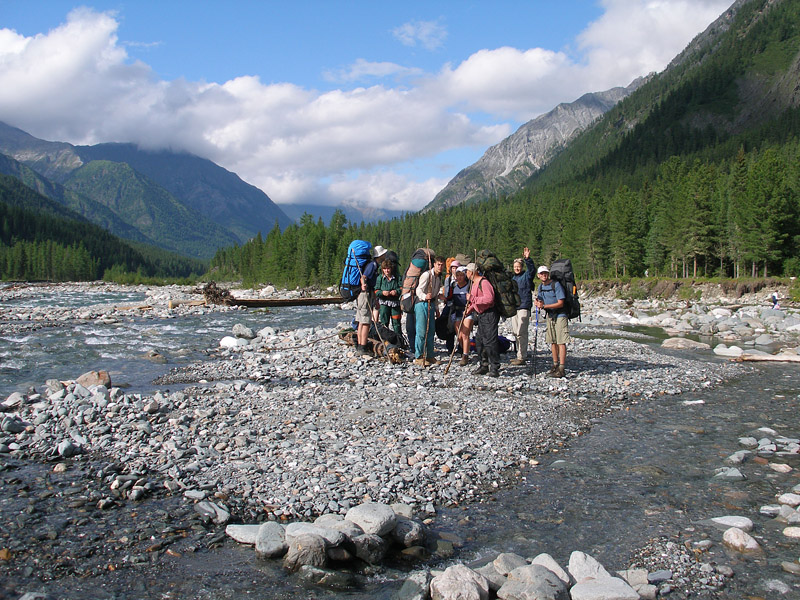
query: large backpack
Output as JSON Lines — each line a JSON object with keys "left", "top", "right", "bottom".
{"left": 549, "top": 258, "right": 581, "bottom": 320}
{"left": 475, "top": 249, "right": 519, "bottom": 319}
{"left": 400, "top": 248, "right": 435, "bottom": 313}
{"left": 340, "top": 240, "right": 372, "bottom": 301}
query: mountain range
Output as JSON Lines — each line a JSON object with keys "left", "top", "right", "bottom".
{"left": 0, "top": 122, "right": 292, "bottom": 259}
{"left": 425, "top": 78, "right": 646, "bottom": 211}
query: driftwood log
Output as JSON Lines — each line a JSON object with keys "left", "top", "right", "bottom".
{"left": 734, "top": 353, "right": 800, "bottom": 363}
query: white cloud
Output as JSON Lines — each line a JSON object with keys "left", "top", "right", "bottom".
{"left": 392, "top": 20, "right": 447, "bottom": 51}
{"left": 323, "top": 58, "right": 422, "bottom": 83}
{"left": 0, "top": 2, "right": 733, "bottom": 212}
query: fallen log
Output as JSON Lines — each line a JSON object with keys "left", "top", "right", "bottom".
{"left": 167, "top": 299, "right": 207, "bottom": 309}
{"left": 115, "top": 304, "right": 154, "bottom": 311}
{"left": 734, "top": 353, "right": 800, "bottom": 363}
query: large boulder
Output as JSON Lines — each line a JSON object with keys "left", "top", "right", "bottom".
{"left": 345, "top": 502, "right": 397, "bottom": 536}
{"left": 255, "top": 521, "right": 288, "bottom": 558}
{"left": 283, "top": 533, "right": 328, "bottom": 571}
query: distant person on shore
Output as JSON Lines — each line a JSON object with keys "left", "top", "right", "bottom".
{"left": 510, "top": 247, "right": 536, "bottom": 366}
{"left": 356, "top": 245, "right": 387, "bottom": 356}
{"left": 466, "top": 263, "right": 500, "bottom": 377}
{"left": 771, "top": 291, "right": 781, "bottom": 309}
{"left": 534, "top": 265, "right": 569, "bottom": 378}
{"left": 414, "top": 256, "right": 445, "bottom": 366}
{"left": 440, "top": 260, "right": 462, "bottom": 353}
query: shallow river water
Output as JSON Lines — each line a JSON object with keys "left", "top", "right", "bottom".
{"left": 2, "top": 288, "right": 799, "bottom": 598}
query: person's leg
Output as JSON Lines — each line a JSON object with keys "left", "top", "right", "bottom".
{"left": 485, "top": 310, "right": 501, "bottom": 376}
{"left": 405, "top": 309, "right": 416, "bottom": 353}
{"left": 414, "top": 301, "right": 428, "bottom": 359}
{"left": 473, "top": 313, "right": 489, "bottom": 374}
{"left": 378, "top": 303, "right": 390, "bottom": 327}
{"left": 391, "top": 307, "right": 403, "bottom": 336}
{"left": 517, "top": 309, "right": 530, "bottom": 360}
{"left": 425, "top": 304, "right": 436, "bottom": 361}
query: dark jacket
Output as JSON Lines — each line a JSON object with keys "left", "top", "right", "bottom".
{"left": 513, "top": 257, "right": 536, "bottom": 310}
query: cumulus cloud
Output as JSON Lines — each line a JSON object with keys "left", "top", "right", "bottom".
{"left": 392, "top": 20, "right": 447, "bottom": 51}
{"left": 0, "top": 2, "right": 732, "bottom": 211}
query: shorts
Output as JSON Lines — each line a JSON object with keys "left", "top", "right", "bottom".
{"left": 545, "top": 315, "right": 569, "bottom": 345}
{"left": 355, "top": 291, "right": 373, "bottom": 325}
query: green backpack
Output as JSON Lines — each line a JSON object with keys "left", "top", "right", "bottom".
{"left": 476, "top": 249, "right": 519, "bottom": 319}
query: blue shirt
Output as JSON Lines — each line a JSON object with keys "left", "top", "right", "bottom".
{"left": 512, "top": 258, "right": 536, "bottom": 310}
{"left": 362, "top": 260, "right": 379, "bottom": 291}
{"left": 537, "top": 281, "right": 566, "bottom": 319}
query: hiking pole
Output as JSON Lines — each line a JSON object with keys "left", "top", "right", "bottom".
{"left": 351, "top": 248, "right": 387, "bottom": 357}
{"left": 531, "top": 307, "right": 539, "bottom": 381}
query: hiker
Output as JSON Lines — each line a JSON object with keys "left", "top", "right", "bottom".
{"left": 771, "top": 291, "right": 781, "bottom": 309}
{"left": 466, "top": 262, "right": 500, "bottom": 377}
{"left": 534, "top": 264, "right": 569, "bottom": 378}
{"left": 451, "top": 265, "right": 474, "bottom": 366}
{"left": 510, "top": 247, "right": 536, "bottom": 366}
{"left": 439, "top": 260, "right": 462, "bottom": 353}
{"left": 414, "top": 255, "right": 445, "bottom": 366}
{"left": 356, "top": 245, "right": 388, "bottom": 356}
{"left": 376, "top": 256, "right": 402, "bottom": 339}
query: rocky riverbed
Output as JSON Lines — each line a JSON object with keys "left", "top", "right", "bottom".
{"left": 1, "top": 281, "right": 800, "bottom": 598}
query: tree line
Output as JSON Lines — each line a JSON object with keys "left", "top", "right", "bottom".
{"left": 209, "top": 137, "right": 800, "bottom": 288}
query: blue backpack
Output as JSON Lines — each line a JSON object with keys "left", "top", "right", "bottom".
{"left": 340, "top": 240, "right": 372, "bottom": 300}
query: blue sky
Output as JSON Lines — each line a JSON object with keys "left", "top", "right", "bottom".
{"left": 0, "top": 1, "right": 731, "bottom": 211}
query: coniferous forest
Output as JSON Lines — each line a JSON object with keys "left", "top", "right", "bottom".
{"left": 209, "top": 0, "right": 800, "bottom": 288}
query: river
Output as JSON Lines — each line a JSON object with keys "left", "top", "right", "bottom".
{"left": 1, "top": 286, "right": 799, "bottom": 598}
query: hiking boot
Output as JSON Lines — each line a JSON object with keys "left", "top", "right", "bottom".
{"left": 472, "top": 365, "right": 489, "bottom": 376}
{"left": 547, "top": 363, "right": 559, "bottom": 375}
{"left": 413, "top": 358, "right": 426, "bottom": 366}
{"left": 548, "top": 365, "right": 566, "bottom": 378}
{"left": 509, "top": 358, "right": 525, "bottom": 366}
{"left": 459, "top": 356, "right": 469, "bottom": 366}
{"left": 424, "top": 357, "right": 439, "bottom": 366}
{"left": 488, "top": 368, "right": 499, "bottom": 378}
{"left": 357, "top": 344, "right": 370, "bottom": 356}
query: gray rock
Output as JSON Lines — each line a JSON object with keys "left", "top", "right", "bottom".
{"left": 392, "top": 517, "right": 426, "bottom": 548}
{"left": 57, "top": 439, "right": 78, "bottom": 457}
{"left": 475, "top": 562, "right": 506, "bottom": 592}
{"left": 233, "top": 323, "right": 256, "bottom": 339}
{"left": 283, "top": 533, "right": 328, "bottom": 571}
{"left": 194, "top": 500, "right": 231, "bottom": 524}
{"left": 531, "top": 553, "right": 571, "bottom": 585}
{"left": 570, "top": 577, "right": 639, "bottom": 600}
{"left": 296, "top": 564, "right": 356, "bottom": 588}
{"left": 225, "top": 523, "right": 261, "bottom": 545}
{"left": 713, "top": 467, "right": 745, "bottom": 481}
{"left": 499, "top": 564, "right": 569, "bottom": 600}
{"left": 255, "top": 521, "right": 288, "bottom": 558}
{"left": 351, "top": 533, "right": 388, "bottom": 564}
{"left": 285, "top": 522, "right": 345, "bottom": 547}
{"left": 430, "top": 564, "right": 490, "bottom": 600}
{"left": 393, "top": 569, "right": 432, "bottom": 600}
{"left": 345, "top": 502, "right": 397, "bottom": 536}
{"left": 493, "top": 552, "right": 528, "bottom": 575}
{"left": 722, "top": 526, "right": 761, "bottom": 552}
{"left": 568, "top": 551, "right": 611, "bottom": 583}
{"left": 2, "top": 392, "right": 24, "bottom": 410}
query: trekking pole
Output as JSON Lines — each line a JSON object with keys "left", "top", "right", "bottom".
{"left": 531, "top": 307, "right": 539, "bottom": 381}
{"left": 351, "top": 248, "right": 387, "bottom": 356}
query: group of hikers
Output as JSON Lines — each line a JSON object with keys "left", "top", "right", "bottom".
{"left": 347, "top": 242, "right": 571, "bottom": 379}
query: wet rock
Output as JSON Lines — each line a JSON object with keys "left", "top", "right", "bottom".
{"left": 709, "top": 516, "right": 753, "bottom": 531}
{"left": 352, "top": 533, "right": 388, "bottom": 564}
{"left": 430, "top": 564, "right": 490, "bottom": 600}
{"left": 392, "top": 569, "right": 432, "bottom": 600}
{"left": 570, "top": 577, "right": 638, "bottom": 600}
{"left": 283, "top": 533, "right": 327, "bottom": 572}
{"left": 501, "top": 564, "right": 569, "bottom": 600}
{"left": 255, "top": 521, "right": 288, "bottom": 558}
{"left": 568, "top": 551, "right": 611, "bottom": 582}
{"left": 493, "top": 552, "right": 528, "bottom": 575}
{"left": 232, "top": 323, "right": 256, "bottom": 339}
{"left": 722, "top": 527, "right": 761, "bottom": 552}
{"left": 76, "top": 370, "right": 111, "bottom": 388}
{"left": 531, "top": 553, "right": 572, "bottom": 585}
{"left": 225, "top": 524, "right": 261, "bottom": 545}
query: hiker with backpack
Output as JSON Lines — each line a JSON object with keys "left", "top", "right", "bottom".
{"left": 355, "top": 245, "right": 388, "bottom": 356}
{"left": 465, "top": 262, "right": 501, "bottom": 377}
{"left": 510, "top": 247, "right": 536, "bottom": 366}
{"left": 375, "top": 256, "right": 403, "bottom": 341}
{"left": 534, "top": 264, "right": 569, "bottom": 378}
{"left": 413, "top": 255, "right": 445, "bottom": 366}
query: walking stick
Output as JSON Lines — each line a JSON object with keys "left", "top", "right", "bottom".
{"left": 531, "top": 307, "right": 539, "bottom": 381}
{"left": 352, "top": 248, "right": 387, "bottom": 356}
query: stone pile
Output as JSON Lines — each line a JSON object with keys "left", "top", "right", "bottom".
{"left": 395, "top": 550, "right": 675, "bottom": 600}
{"left": 226, "top": 501, "right": 429, "bottom": 579}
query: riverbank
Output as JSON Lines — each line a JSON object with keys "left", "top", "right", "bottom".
{"left": 1, "top": 281, "right": 798, "bottom": 598}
